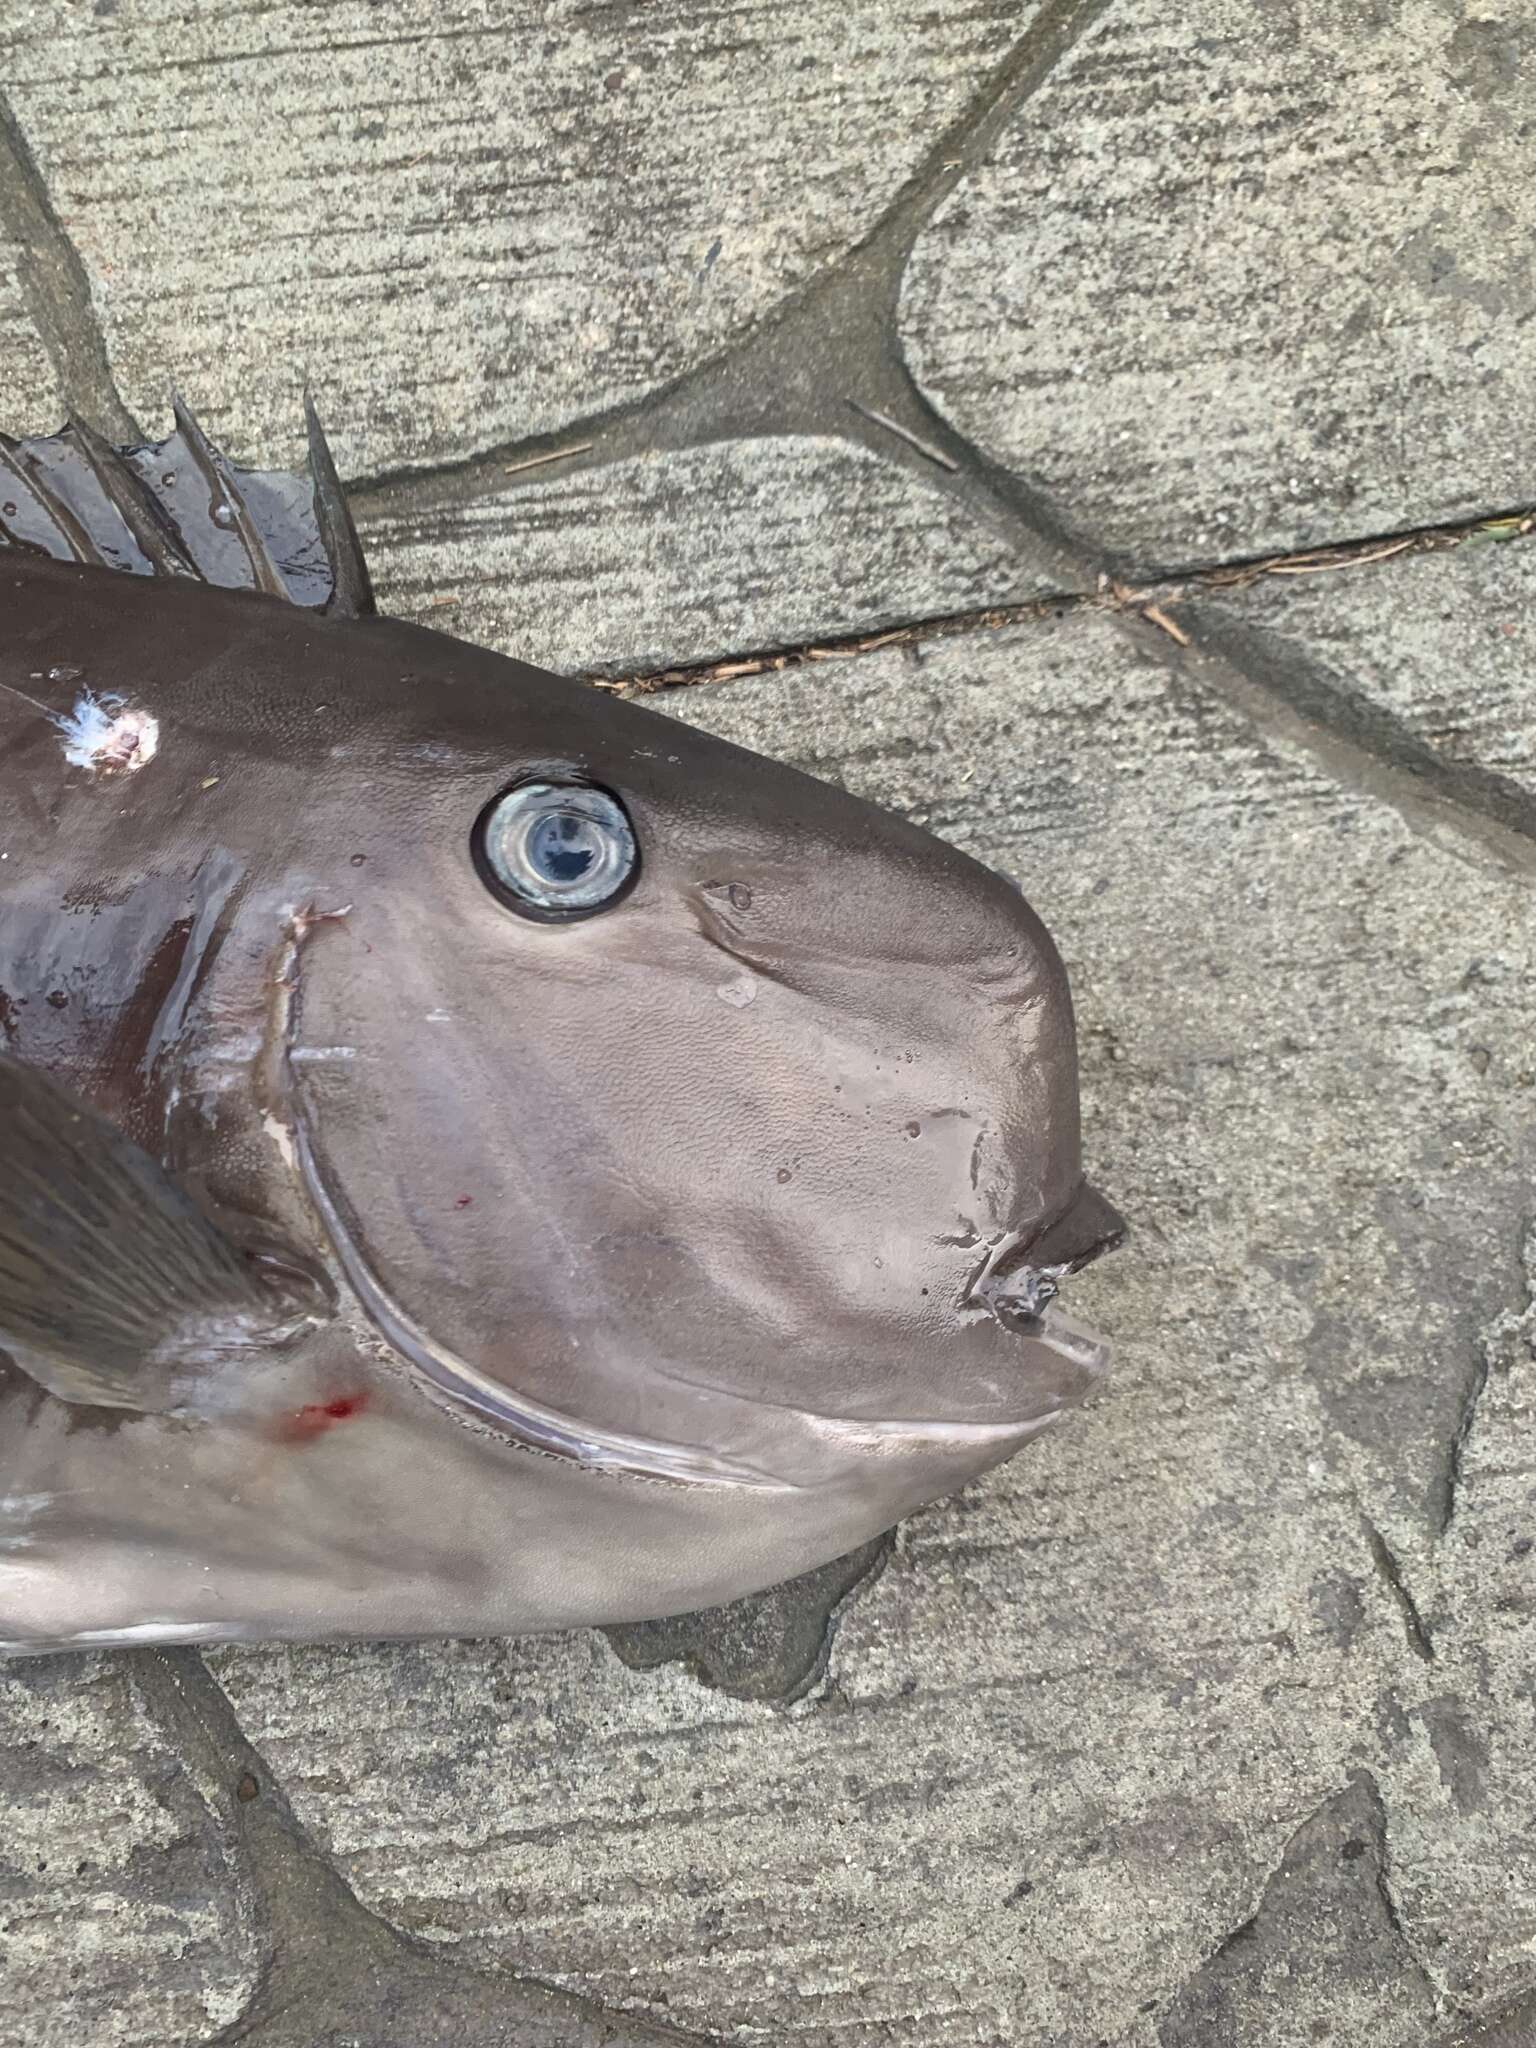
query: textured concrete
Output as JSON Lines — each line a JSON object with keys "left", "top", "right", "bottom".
{"left": 0, "top": 1654, "right": 258, "bottom": 2044}
{"left": 362, "top": 439, "right": 1046, "bottom": 678}
{"left": 0, "top": 227, "right": 58, "bottom": 425}
{"left": 902, "top": 0, "right": 1536, "bottom": 572}
{"left": 0, "top": 0, "right": 1035, "bottom": 475}
{"left": 2, "top": 0, "right": 1535, "bottom": 2043}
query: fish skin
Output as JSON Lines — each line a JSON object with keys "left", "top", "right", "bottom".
{"left": 0, "top": 414, "right": 1123, "bottom": 1654}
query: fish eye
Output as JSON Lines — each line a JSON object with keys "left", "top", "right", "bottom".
{"left": 473, "top": 781, "right": 638, "bottom": 919}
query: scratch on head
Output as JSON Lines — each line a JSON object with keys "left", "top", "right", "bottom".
{"left": 257, "top": 904, "right": 353, "bottom": 1169}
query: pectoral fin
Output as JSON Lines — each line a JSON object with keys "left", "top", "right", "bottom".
{"left": 0, "top": 1056, "right": 326, "bottom": 1411}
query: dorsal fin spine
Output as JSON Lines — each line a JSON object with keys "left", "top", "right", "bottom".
{"left": 304, "top": 393, "right": 375, "bottom": 619}
{"left": 1, "top": 404, "right": 375, "bottom": 616}
{"left": 170, "top": 394, "right": 291, "bottom": 602}
{"left": 65, "top": 411, "right": 199, "bottom": 579}
{"left": 0, "top": 432, "right": 112, "bottom": 567}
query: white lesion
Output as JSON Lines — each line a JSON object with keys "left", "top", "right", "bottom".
{"left": 51, "top": 691, "right": 160, "bottom": 775}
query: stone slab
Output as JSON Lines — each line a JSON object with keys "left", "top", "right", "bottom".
{"left": 1187, "top": 536, "right": 1536, "bottom": 804}
{"left": 0, "top": 228, "right": 59, "bottom": 431}
{"left": 902, "top": 0, "right": 1536, "bottom": 572}
{"left": 0, "top": 1652, "right": 258, "bottom": 2046}
{"left": 362, "top": 436, "right": 1047, "bottom": 678}
{"left": 0, "top": 0, "right": 1035, "bottom": 473}
{"left": 201, "top": 593, "right": 1535, "bottom": 2047}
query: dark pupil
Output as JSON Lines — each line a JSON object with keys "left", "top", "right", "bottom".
{"left": 530, "top": 811, "right": 597, "bottom": 884}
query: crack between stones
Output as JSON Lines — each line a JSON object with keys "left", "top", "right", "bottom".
{"left": 125, "top": 1648, "right": 704, "bottom": 2047}
{"left": 346, "top": 0, "right": 1115, "bottom": 527}
{"left": 587, "top": 512, "right": 1536, "bottom": 696}
{"left": 0, "top": 87, "right": 141, "bottom": 445}
{"left": 1437, "top": 1345, "right": 1494, "bottom": 1542}
{"left": 1361, "top": 1519, "right": 1436, "bottom": 1665}
{"left": 1159, "top": 1772, "right": 1446, "bottom": 2032}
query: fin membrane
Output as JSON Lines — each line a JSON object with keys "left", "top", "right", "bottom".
{"left": 0, "top": 1056, "right": 322, "bottom": 1412}
{"left": 0, "top": 397, "right": 374, "bottom": 617}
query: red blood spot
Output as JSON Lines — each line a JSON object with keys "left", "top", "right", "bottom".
{"left": 276, "top": 1390, "right": 370, "bottom": 1445}
{"left": 454, "top": 1195, "right": 474, "bottom": 1209}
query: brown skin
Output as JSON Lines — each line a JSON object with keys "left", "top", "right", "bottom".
{"left": 0, "top": 554, "right": 1119, "bottom": 1652}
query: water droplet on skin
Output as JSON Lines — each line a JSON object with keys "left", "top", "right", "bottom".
{"left": 776, "top": 1168, "right": 792, "bottom": 1184}
{"left": 212, "top": 503, "right": 234, "bottom": 528}
{"left": 46, "top": 990, "right": 68, "bottom": 1009}
{"left": 161, "top": 472, "right": 177, "bottom": 487}
{"left": 716, "top": 975, "right": 756, "bottom": 1009}
{"left": 350, "top": 853, "right": 367, "bottom": 867}
{"left": 1, "top": 502, "right": 15, "bottom": 517}
{"left": 48, "top": 665, "right": 83, "bottom": 683}
{"left": 728, "top": 883, "right": 752, "bottom": 911}
{"left": 905, "top": 1121, "right": 921, "bottom": 1139}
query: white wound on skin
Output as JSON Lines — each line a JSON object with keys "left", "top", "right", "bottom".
{"left": 258, "top": 905, "right": 352, "bottom": 1175}
{"left": 53, "top": 691, "right": 160, "bottom": 775}
{"left": 261, "top": 1108, "right": 298, "bottom": 1171}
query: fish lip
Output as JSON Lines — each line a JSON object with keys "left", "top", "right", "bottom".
{"left": 970, "top": 1179, "right": 1128, "bottom": 1315}
{"left": 963, "top": 1181, "right": 1123, "bottom": 1376}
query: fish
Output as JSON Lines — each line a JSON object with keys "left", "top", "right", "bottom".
{"left": 0, "top": 400, "right": 1124, "bottom": 1654}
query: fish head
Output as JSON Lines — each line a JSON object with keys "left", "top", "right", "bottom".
{"left": 273, "top": 609, "right": 1124, "bottom": 1503}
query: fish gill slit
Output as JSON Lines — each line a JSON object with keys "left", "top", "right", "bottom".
{"left": 253, "top": 905, "right": 794, "bottom": 1494}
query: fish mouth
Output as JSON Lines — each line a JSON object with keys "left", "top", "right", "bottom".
{"left": 964, "top": 1178, "right": 1127, "bottom": 1377}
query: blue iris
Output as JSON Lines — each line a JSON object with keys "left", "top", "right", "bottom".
{"left": 476, "top": 781, "right": 638, "bottom": 919}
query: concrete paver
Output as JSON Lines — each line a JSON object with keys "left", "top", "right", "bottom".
{"left": 0, "top": 1654, "right": 259, "bottom": 2045}
{"left": 0, "top": 227, "right": 57, "bottom": 424}
{"left": 361, "top": 438, "right": 1048, "bottom": 678}
{"left": 902, "top": 0, "right": 1536, "bottom": 571}
{"left": 0, "top": 0, "right": 1036, "bottom": 474}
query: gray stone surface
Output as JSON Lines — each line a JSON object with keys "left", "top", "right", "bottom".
{"left": 902, "top": 0, "right": 1536, "bottom": 572}
{"left": 0, "top": 227, "right": 58, "bottom": 427}
{"left": 0, "top": 0, "right": 1034, "bottom": 474}
{"left": 0, "top": 1654, "right": 258, "bottom": 2045}
{"left": 3, "top": 3, "right": 1536, "bottom": 2043}
{"left": 363, "top": 438, "right": 1046, "bottom": 677}
{"left": 1158, "top": 1774, "right": 1440, "bottom": 2047}
{"left": 1188, "top": 538, "right": 1536, "bottom": 804}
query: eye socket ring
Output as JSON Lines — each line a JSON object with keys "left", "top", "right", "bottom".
{"left": 472, "top": 780, "right": 639, "bottom": 921}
